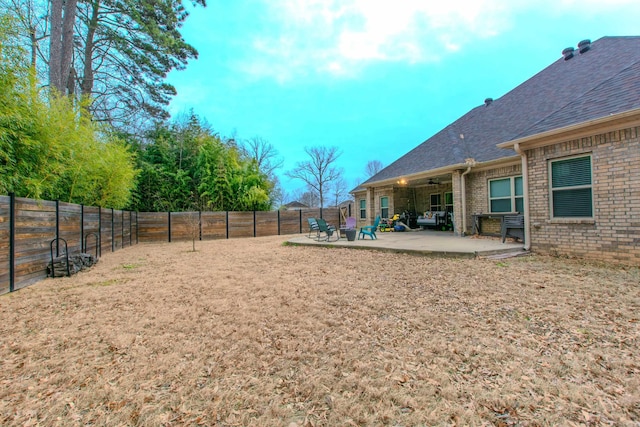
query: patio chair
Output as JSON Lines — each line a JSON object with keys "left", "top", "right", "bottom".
{"left": 358, "top": 215, "right": 380, "bottom": 240}
{"left": 501, "top": 214, "right": 525, "bottom": 243}
{"left": 345, "top": 217, "right": 356, "bottom": 229}
{"left": 316, "top": 217, "right": 339, "bottom": 242}
{"left": 307, "top": 217, "right": 320, "bottom": 239}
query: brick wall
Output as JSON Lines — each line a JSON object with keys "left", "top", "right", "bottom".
{"left": 465, "top": 164, "right": 522, "bottom": 235}
{"left": 526, "top": 126, "right": 640, "bottom": 264}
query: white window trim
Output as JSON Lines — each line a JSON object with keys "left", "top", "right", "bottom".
{"left": 488, "top": 176, "right": 523, "bottom": 213}
{"left": 380, "top": 196, "right": 389, "bottom": 218}
{"left": 548, "top": 154, "right": 594, "bottom": 219}
{"left": 444, "top": 192, "right": 453, "bottom": 212}
{"left": 430, "top": 193, "right": 441, "bottom": 211}
{"left": 359, "top": 199, "right": 367, "bottom": 220}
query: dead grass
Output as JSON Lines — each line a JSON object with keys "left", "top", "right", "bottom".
{"left": 0, "top": 235, "right": 639, "bottom": 426}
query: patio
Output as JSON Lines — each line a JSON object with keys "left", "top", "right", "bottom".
{"left": 288, "top": 228, "right": 526, "bottom": 258}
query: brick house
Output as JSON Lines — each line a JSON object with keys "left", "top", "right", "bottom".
{"left": 352, "top": 36, "right": 640, "bottom": 264}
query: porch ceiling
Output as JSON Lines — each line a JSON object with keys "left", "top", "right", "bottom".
{"left": 395, "top": 173, "right": 452, "bottom": 187}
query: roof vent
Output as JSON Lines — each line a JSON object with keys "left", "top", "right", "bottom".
{"left": 578, "top": 39, "right": 591, "bottom": 53}
{"left": 484, "top": 97, "right": 493, "bottom": 106}
{"left": 562, "top": 47, "right": 575, "bottom": 60}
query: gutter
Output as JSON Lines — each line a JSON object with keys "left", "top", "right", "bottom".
{"left": 513, "top": 143, "right": 531, "bottom": 250}
{"left": 498, "top": 108, "right": 640, "bottom": 150}
{"left": 460, "top": 160, "right": 475, "bottom": 235}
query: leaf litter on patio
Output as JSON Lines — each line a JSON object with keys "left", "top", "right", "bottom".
{"left": 0, "top": 235, "right": 638, "bottom": 426}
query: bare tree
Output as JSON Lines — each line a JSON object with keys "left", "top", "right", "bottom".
{"left": 48, "top": 0, "right": 77, "bottom": 94}
{"left": 300, "top": 189, "right": 319, "bottom": 208}
{"left": 185, "top": 212, "right": 201, "bottom": 252}
{"left": 330, "top": 176, "right": 349, "bottom": 207}
{"left": 285, "top": 146, "right": 342, "bottom": 209}
{"left": 1, "top": 0, "right": 49, "bottom": 71}
{"left": 269, "top": 176, "right": 285, "bottom": 209}
{"left": 241, "top": 136, "right": 283, "bottom": 179}
{"left": 365, "top": 160, "right": 384, "bottom": 177}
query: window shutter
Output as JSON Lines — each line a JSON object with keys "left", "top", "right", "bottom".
{"left": 552, "top": 157, "right": 591, "bottom": 188}
{"left": 553, "top": 189, "right": 592, "bottom": 217}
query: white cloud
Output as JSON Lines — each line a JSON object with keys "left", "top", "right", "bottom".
{"left": 238, "top": 0, "right": 640, "bottom": 82}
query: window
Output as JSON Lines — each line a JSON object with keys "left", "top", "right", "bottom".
{"left": 359, "top": 199, "right": 367, "bottom": 219}
{"left": 489, "top": 176, "right": 523, "bottom": 213}
{"left": 550, "top": 155, "right": 593, "bottom": 218}
{"left": 444, "top": 192, "right": 453, "bottom": 212}
{"left": 430, "top": 194, "right": 441, "bottom": 211}
{"left": 380, "top": 196, "right": 389, "bottom": 218}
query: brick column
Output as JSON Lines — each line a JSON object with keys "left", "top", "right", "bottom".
{"left": 451, "top": 170, "right": 464, "bottom": 236}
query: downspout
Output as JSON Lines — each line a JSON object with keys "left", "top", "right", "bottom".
{"left": 460, "top": 162, "right": 473, "bottom": 235}
{"left": 513, "top": 143, "right": 531, "bottom": 250}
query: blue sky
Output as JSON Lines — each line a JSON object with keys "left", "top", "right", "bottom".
{"left": 167, "top": 0, "right": 640, "bottom": 200}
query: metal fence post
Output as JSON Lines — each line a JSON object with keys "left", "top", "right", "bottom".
{"left": 98, "top": 207, "right": 102, "bottom": 258}
{"left": 121, "top": 210, "right": 124, "bottom": 249}
{"left": 55, "top": 200, "right": 60, "bottom": 256}
{"left": 253, "top": 210, "right": 257, "bottom": 237}
{"left": 277, "top": 210, "right": 281, "bottom": 235}
{"left": 9, "top": 193, "right": 15, "bottom": 292}
{"left": 81, "top": 204, "right": 84, "bottom": 252}
{"left": 168, "top": 211, "right": 172, "bottom": 242}
{"left": 111, "top": 208, "right": 115, "bottom": 252}
{"left": 225, "top": 211, "right": 229, "bottom": 239}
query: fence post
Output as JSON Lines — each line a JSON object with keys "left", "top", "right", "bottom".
{"left": 111, "top": 208, "right": 115, "bottom": 252}
{"left": 299, "top": 210, "right": 302, "bottom": 234}
{"left": 121, "top": 210, "right": 124, "bottom": 249}
{"left": 81, "top": 204, "right": 84, "bottom": 252}
{"left": 226, "top": 211, "right": 229, "bottom": 239}
{"left": 9, "top": 193, "right": 15, "bottom": 292}
{"left": 168, "top": 211, "right": 172, "bottom": 242}
{"left": 129, "top": 211, "right": 133, "bottom": 246}
{"left": 199, "top": 211, "right": 202, "bottom": 241}
{"left": 55, "top": 200, "right": 60, "bottom": 256}
{"left": 98, "top": 207, "right": 102, "bottom": 258}
{"left": 277, "top": 210, "right": 281, "bottom": 236}
{"left": 135, "top": 212, "right": 139, "bottom": 244}
{"left": 253, "top": 210, "right": 257, "bottom": 238}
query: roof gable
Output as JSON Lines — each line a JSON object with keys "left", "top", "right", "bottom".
{"left": 363, "top": 36, "right": 640, "bottom": 186}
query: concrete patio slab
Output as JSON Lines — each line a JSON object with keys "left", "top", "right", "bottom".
{"left": 288, "top": 229, "right": 525, "bottom": 258}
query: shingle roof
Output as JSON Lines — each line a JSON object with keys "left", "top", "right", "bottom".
{"left": 363, "top": 36, "right": 640, "bottom": 186}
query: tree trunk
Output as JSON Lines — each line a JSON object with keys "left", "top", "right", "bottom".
{"left": 29, "top": 25, "right": 37, "bottom": 68}
{"left": 60, "top": 0, "right": 78, "bottom": 93}
{"left": 49, "top": 0, "right": 78, "bottom": 94}
{"left": 49, "top": 0, "right": 63, "bottom": 91}
{"left": 81, "top": 0, "right": 100, "bottom": 97}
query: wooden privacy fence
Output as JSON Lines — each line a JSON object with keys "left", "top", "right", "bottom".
{"left": 136, "top": 208, "right": 340, "bottom": 242}
{"left": 0, "top": 193, "right": 341, "bottom": 294}
{"left": 0, "top": 194, "right": 138, "bottom": 294}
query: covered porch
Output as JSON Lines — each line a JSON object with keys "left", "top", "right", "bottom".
{"left": 288, "top": 229, "right": 525, "bottom": 259}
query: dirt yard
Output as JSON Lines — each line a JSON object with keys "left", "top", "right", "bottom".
{"left": 1, "top": 235, "right": 638, "bottom": 426}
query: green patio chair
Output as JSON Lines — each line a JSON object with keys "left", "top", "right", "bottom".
{"left": 358, "top": 216, "right": 380, "bottom": 240}
{"left": 307, "top": 217, "right": 320, "bottom": 239}
{"left": 316, "top": 218, "right": 339, "bottom": 242}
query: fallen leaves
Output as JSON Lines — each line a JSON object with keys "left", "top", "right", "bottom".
{"left": 0, "top": 236, "right": 638, "bottom": 425}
